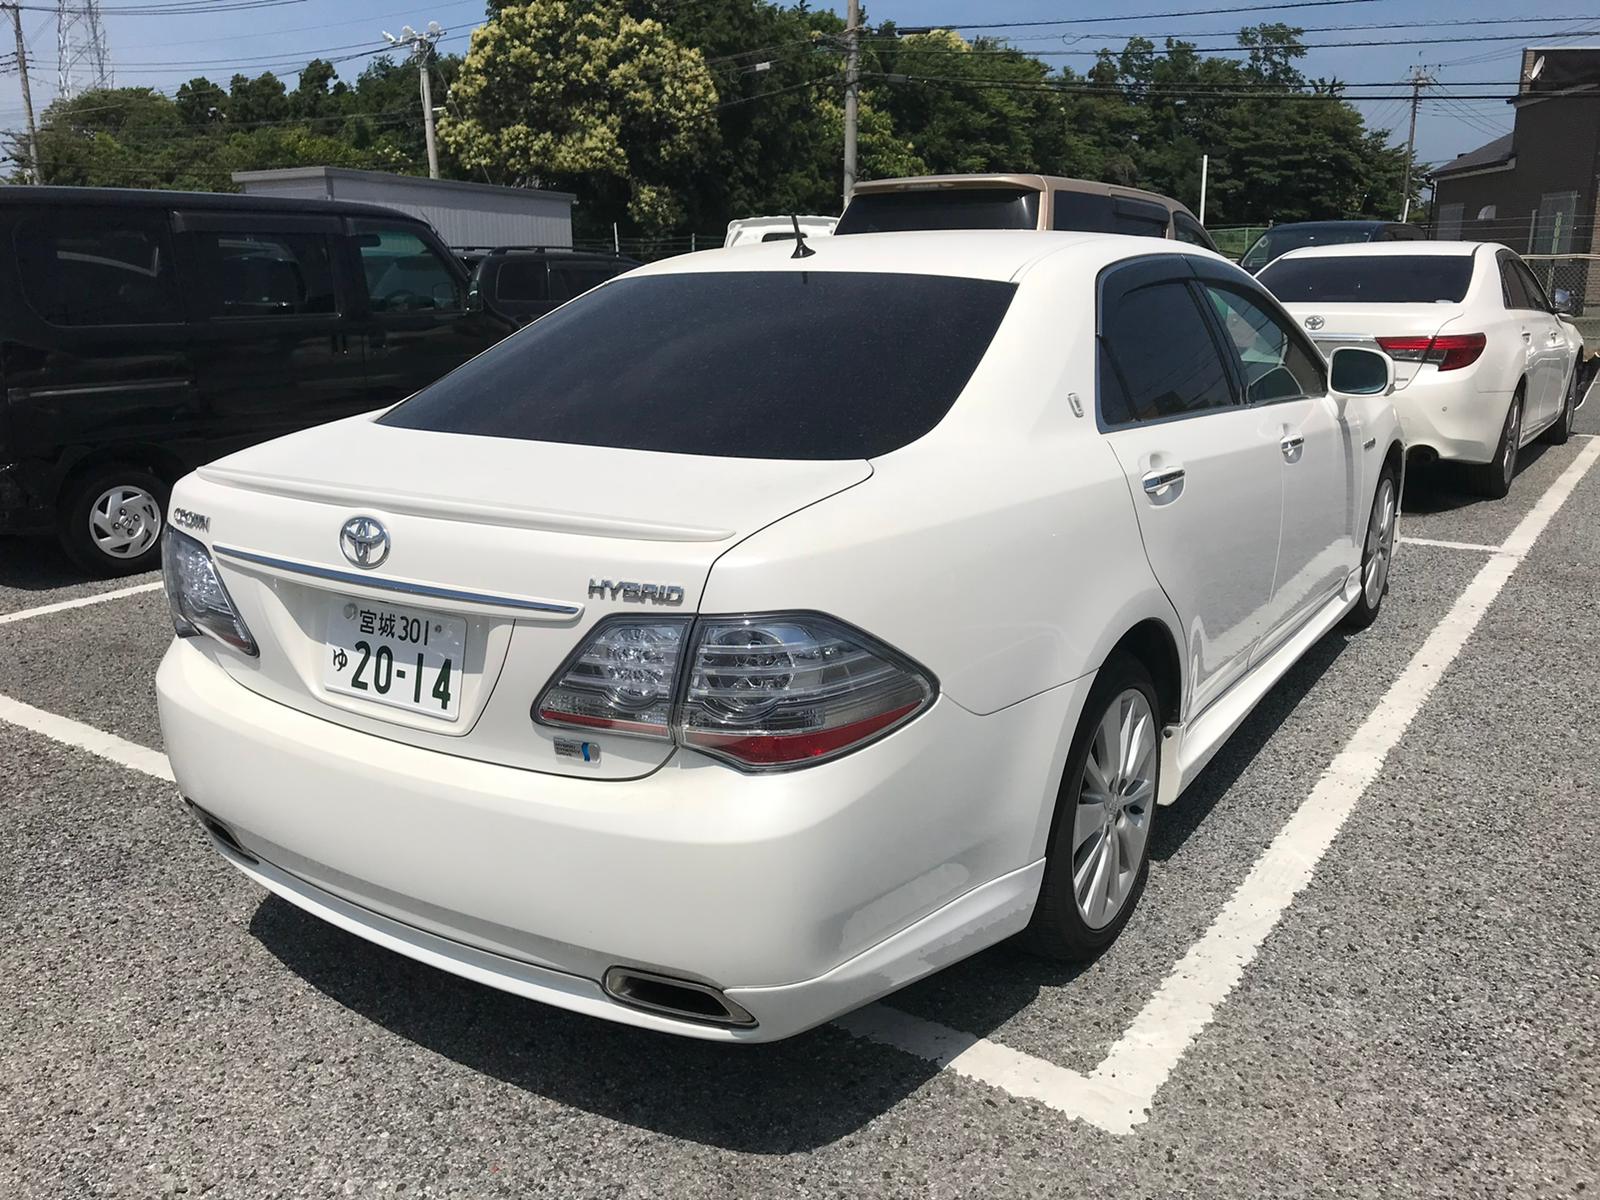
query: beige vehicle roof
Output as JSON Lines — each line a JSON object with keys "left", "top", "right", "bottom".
{"left": 849, "top": 173, "right": 1196, "bottom": 216}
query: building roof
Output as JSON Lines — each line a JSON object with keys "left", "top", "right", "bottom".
{"left": 1433, "top": 132, "right": 1515, "bottom": 179}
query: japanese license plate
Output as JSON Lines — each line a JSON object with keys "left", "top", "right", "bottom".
{"left": 322, "top": 598, "right": 467, "bottom": 722}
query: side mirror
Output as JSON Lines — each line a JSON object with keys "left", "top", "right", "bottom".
{"left": 1552, "top": 287, "right": 1576, "bottom": 316}
{"left": 1329, "top": 345, "right": 1393, "bottom": 397}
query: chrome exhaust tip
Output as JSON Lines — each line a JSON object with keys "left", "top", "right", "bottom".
{"left": 601, "top": 966, "right": 756, "bottom": 1028}
{"left": 184, "top": 798, "right": 258, "bottom": 865}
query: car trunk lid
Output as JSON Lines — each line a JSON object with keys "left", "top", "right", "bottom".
{"left": 1280, "top": 302, "right": 1465, "bottom": 390}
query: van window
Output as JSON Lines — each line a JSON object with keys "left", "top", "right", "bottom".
{"left": 355, "top": 225, "right": 464, "bottom": 313}
{"left": 835, "top": 189, "right": 1040, "bottom": 234}
{"left": 493, "top": 258, "right": 549, "bottom": 303}
{"left": 194, "top": 231, "right": 337, "bottom": 318}
{"left": 547, "top": 263, "right": 622, "bottom": 304}
{"left": 381, "top": 271, "right": 1017, "bottom": 460}
{"left": 1053, "top": 192, "right": 1170, "bottom": 239}
{"left": 14, "top": 213, "right": 182, "bottom": 326}
{"left": 1100, "top": 280, "right": 1235, "bottom": 424}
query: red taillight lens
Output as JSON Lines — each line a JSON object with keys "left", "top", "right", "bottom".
{"left": 676, "top": 615, "right": 935, "bottom": 770}
{"left": 535, "top": 613, "right": 936, "bottom": 769}
{"left": 1376, "top": 333, "right": 1485, "bottom": 372}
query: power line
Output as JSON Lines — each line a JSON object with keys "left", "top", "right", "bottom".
{"left": 911, "top": 0, "right": 1383, "bottom": 32}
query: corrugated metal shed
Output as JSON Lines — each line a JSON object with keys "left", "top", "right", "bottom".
{"left": 232, "top": 167, "right": 575, "bottom": 250}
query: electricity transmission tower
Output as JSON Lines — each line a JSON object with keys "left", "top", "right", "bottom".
{"left": 56, "top": 0, "right": 113, "bottom": 99}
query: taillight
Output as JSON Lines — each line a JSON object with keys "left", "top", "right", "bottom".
{"left": 1376, "top": 332, "right": 1485, "bottom": 372}
{"left": 534, "top": 616, "right": 689, "bottom": 738}
{"left": 533, "top": 612, "right": 936, "bottom": 770}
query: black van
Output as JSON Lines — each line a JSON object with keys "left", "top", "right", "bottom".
{"left": 464, "top": 246, "right": 641, "bottom": 326}
{"left": 0, "top": 187, "right": 515, "bottom": 575}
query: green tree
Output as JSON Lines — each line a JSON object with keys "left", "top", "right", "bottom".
{"left": 440, "top": 1, "right": 719, "bottom": 234}
{"left": 227, "top": 71, "right": 289, "bottom": 127}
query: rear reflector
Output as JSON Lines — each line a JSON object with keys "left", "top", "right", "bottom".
{"left": 1376, "top": 332, "right": 1486, "bottom": 372}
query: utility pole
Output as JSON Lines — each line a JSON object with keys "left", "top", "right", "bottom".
{"left": 384, "top": 22, "right": 445, "bottom": 179}
{"left": 4, "top": 5, "right": 42, "bottom": 183}
{"left": 842, "top": 0, "right": 860, "bottom": 207}
{"left": 1400, "top": 66, "right": 1432, "bottom": 223}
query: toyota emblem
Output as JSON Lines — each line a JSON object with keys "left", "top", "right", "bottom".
{"left": 340, "top": 515, "right": 390, "bottom": 569}
{"left": 1304, "top": 314, "right": 1325, "bottom": 331}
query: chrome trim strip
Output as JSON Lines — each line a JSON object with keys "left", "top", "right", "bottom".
{"left": 8, "top": 378, "right": 192, "bottom": 401}
{"left": 213, "top": 545, "right": 581, "bottom": 615}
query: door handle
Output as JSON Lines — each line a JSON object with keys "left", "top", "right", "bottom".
{"left": 1281, "top": 433, "right": 1305, "bottom": 457}
{"left": 1141, "top": 466, "right": 1186, "bottom": 495}
{"left": 1521, "top": 330, "right": 1532, "bottom": 341}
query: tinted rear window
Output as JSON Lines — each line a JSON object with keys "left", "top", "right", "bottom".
{"left": 835, "top": 189, "right": 1040, "bottom": 234}
{"left": 1257, "top": 256, "right": 1475, "bottom": 305}
{"left": 1052, "top": 192, "right": 1170, "bottom": 238}
{"left": 1241, "top": 224, "right": 1377, "bottom": 270}
{"left": 380, "top": 271, "right": 1017, "bottom": 459}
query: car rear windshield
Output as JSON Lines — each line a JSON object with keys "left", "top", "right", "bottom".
{"left": 1257, "top": 256, "right": 1475, "bottom": 305}
{"left": 379, "top": 271, "right": 1017, "bottom": 459}
{"left": 834, "top": 188, "right": 1040, "bottom": 234}
{"left": 1241, "top": 225, "right": 1376, "bottom": 270}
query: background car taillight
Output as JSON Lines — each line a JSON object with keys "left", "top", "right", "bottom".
{"left": 1376, "top": 332, "right": 1486, "bottom": 372}
{"left": 533, "top": 613, "right": 936, "bottom": 770}
{"left": 162, "top": 528, "right": 258, "bottom": 656}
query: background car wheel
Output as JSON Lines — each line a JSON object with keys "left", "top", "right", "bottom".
{"left": 1342, "top": 465, "right": 1398, "bottom": 631}
{"left": 58, "top": 465, "right": 168, "bottom": 577}
{"left": 1473, "top": 390, "right": 1522, "bottom": 500}
{"left": 1020, "top": 650, "right": 1159, "bottom": 962}
{"left": 1542, "top": 368, "right": 1578, "bottom": 446}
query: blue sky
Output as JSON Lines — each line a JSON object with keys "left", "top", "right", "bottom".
{"left": 9, "top": 0, "right": 1588, "bottom": 180}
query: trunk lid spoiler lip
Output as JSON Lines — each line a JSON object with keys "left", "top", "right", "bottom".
{"left": 195, "top": 463, "right": 738, "bottom": 544}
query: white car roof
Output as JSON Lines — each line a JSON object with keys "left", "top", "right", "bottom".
{"left": 1272, "top": 240, "right": 1501, "bottom": 263}
{"left": 631, "top": 229, "right": 1225, "bottom": 283}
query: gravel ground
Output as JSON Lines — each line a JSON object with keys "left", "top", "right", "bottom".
{"left": 1, "top": 439, "right": 1596, "bottom": 1198}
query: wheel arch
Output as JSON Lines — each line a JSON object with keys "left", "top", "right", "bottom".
{"left": 54, "top": 442, "right": 189, "bottom": 507}
{"left": 1104, "top": 617, "right": 1182, "bottom": 729}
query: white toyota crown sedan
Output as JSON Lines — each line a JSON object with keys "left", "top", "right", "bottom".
{"left": 157, "top": 231, "right": 1402, "bottom": 1041}
{"left": 1259, "top": 241, "right": 1584, "bottom": 498}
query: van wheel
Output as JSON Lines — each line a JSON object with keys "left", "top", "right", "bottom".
{"left": 1020, "top": 651, "right": 1159, "bottom": 962}
{"left": 58, "top": 466, "right": 168, "bottom": 577}
{"left": 1472, "top": 390, "right": 1522, "bottom": 500}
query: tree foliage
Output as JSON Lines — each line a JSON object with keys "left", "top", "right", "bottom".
{"left": 11, "top": 3, "right": 1417, "bottom": 237}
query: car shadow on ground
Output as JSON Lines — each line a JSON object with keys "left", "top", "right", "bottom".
{"left": 0, "top": 535, "right": 100, "bottom": 592}
{"left": 1400, "top": 443, "right": 1552, "bottom": 515}
{"left": 246, "top": 626, "right": 1356, "bottom": 1151}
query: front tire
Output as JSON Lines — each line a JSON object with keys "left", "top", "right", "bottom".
{"left": 1472, "top": 389, "right": 1522, "bottom": 500}
{"left": 1021, "top": 651, "right": 1160, "bottom": 962}
{"left": 57, "top": 465, "right": 168, "bottom": 577}
{"left": 1343, "top": 464, "right": 1398, "bottom": 631}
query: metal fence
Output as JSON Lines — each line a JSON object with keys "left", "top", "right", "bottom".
{"left": 571, "top": 234, "right": 725, "bottom": 261}
{"left": 1523, "top": 254, "right": 1600, "bottom": 346}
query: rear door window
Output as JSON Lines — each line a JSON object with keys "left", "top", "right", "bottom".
{"left": 193, "top": 231, "right": 338, "bottom": 318}
{"left": 1202, "top": 284, "right": 1326, "bottom": 403}
{"left": 1099, "top": 277, "right": 1236, "bottom": 424}
{"left": 1511, "top": 258, "right": 1553, "bottom": 311}
{"left": 380, "top": 271, "right": 1017, "bottom": 459}
{"left": 1258, "top": 256, "right": 1474, "bottom": 304}
{"left": 1053, "top": 192, "right": 1170, "bottom": 239}
{"left": 1498, "top": 253, "right": 1534, "bottom": 310}
{"left": 492, "top": 258, "right": 549, "bottom": 304}
{"left": 835, "top": 189, "right": 1040, "bottom": 234}
{"left": 14, "top": 211, "right": 183, "bottom": 326}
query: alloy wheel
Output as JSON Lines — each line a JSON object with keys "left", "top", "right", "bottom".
{"left": 1501, "top": 398, "right": 1521, "bottom": 489}
{"left": 88, "top": 485, "right": 162, "bottom": 560}
{"left": 1072, "top": 688, "right": 1156, "bottom": 930}
{"left": 1363, "top": 475, "right": 1397, "bottom": 608}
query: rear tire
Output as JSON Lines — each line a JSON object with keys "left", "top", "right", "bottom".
{"left": 1342, "top": 464, "right": 1398, "bottom": 631}
{"left": 1472, "top": 389, "right": 1522, "bottom": 500}
{"left": 1542, "top": 367, "right": 1578, "bottom": 446}
{"left": 1021, "top": 651, "right": 1160, "bottom": 962}
{"left": 57, "top": 465, "right": 168, "bottom": 577}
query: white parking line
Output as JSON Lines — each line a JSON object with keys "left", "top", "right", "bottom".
{"left": 847, "top": 436, "right": 1600, "bottom": 1134}
{"left": 0, "top": 693, "right": 173, "bottom": 782}
{"left": 1, "top": 441, "right": 1597, "bottom": 1137}
{"left": 0, "top": 580, "right": 162, "bottom": 627}
{"left": 1399, "top": 536, "right": 1503, "bottom": 554}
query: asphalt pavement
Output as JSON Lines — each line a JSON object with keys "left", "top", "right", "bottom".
{"left": 1, "top": 424, "right": 1597, "bottom": 1197}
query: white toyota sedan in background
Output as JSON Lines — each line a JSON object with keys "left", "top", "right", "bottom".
{"left": 1259, "top": 241, "right": 1584, "bottom": 498}
{"left": 157, "top": 231, "right": 1402, "bottom": 1041}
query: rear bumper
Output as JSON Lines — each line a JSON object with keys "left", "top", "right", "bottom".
{"left": 1392, "top": 376, "right": 1512, "bottom": 465}
{"left": 157, "top": 637, "right": 1082, "bottom": 1041}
